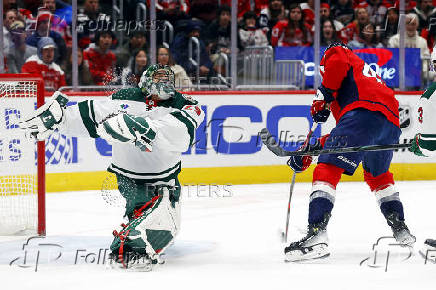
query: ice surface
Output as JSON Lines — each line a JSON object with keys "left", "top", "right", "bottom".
{"left": 0, "top": 181, "right": 435, "bottom": 290}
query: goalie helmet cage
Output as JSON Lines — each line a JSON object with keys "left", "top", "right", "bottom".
{"left": 0, "top": 74, "right": 46, "bottom": 236}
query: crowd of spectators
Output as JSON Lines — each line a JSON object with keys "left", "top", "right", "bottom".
{"left": 2, "top": 0, "right": 436, "bottom": 90}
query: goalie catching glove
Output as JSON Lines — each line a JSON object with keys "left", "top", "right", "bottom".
{"left": 19, "top": 91, "right": 69, "bottom": 140}
{"left": 97, "top": 113, "right": 156, "bottom": 152}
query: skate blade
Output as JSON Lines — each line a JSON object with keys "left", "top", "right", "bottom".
{"left": 397, "top": 235, "right": 416, "bottom": 248}
{"left": 284, "top": 243, "right": 329, "bottom": 262}
{"left": 105, "top": 260, "right": 153, "bottom": 272}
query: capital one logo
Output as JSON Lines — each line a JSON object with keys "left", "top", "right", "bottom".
{"left": 354, "top": 48, "right": 396, "bottom": 80}
{"left": 305, "top": 48, "right": 396, "bottom": 80}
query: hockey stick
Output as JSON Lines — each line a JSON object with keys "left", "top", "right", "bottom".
{"left": 281, "top": 123, "right": 318, "bottom": 243}
{"left": 260, "top": 128, "right": 411, "bottom": 157}
{"left": 282, "top": 171, "right": 296, "bottom": 243}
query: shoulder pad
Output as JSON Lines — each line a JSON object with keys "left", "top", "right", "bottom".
{"left": 111, "top": 88, "right": 146, "bottom": 103}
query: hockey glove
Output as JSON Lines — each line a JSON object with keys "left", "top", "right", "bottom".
{"left": 409, "top": 133, "right": 436, "bottom": 157}
{"left": 19, "top": 91, "right": 69, "bottom": 140}
{"left": 311, "top": 86, "right": 333, "bottom": 123}
{"left": 97, "top": 113, "right": 156, "bottom": 152}
{"left": 287, "top": 154, "right": 313, "bottom": 173}
{"left": 287, "top": 135, "right": 330, "bottom": 173}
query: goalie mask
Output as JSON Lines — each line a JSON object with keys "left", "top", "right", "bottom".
{"left": 139, "top": 64, "right": 175, "bottom": 100}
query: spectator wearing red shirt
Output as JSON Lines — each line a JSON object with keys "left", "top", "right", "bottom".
{"left": 21, "top": 37, "right": 66, "bottom": 91}
{"left": 394, "top": 0, "right": 417, "bottom": 11}
{"left": 300, "top": 0, "right": 315, "bottom": 28}
{"left": 221, "top": 0, "right": 251, "bottom": 19}
{"left": 348, "top": 22, "right": 384, "bottom": 48}
{"left": 83, "top": 31, "right": 116, "bottom": 86}
{"left": 153, "top": 0, "right": 190, "bottom": 25}
{"left": 341, "top": 7, "right": 370, "bottom": 43}
{"left": 254, "top": 0, "right": 269, "bottom": 15}
{"left": 271, "top": 3, "right": 312, "bottom": 47}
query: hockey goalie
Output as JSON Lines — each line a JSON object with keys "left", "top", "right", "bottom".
{"left": 20, "top": 64, "right": 204, "bottom": 271}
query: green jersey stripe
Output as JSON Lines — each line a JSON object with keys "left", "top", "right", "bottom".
{"left": 180, "top": 109, "right": 198, "bottom": 128}
{"left": 419, "top": 134, "right": 436, "bottom": 151}
{"left": 103, "top": 122, "right": 131, "bottom": 142}
{"left": 108, "top": 164, "right": 181, "bottom": 183}
{"left": 109, "top": 161, "right": 181, "bottom": 177}
{"left": 421, "top": 82, "right": 436, "bottom": 100}
{"left": 78, "top": 100, "right": 99, "bottom": 138}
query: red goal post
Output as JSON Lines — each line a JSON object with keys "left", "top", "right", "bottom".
{"left": 0, "top": 73, "right": 46, "bottom": 235}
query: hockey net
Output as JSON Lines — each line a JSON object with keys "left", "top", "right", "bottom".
{"left": 0, "top": 74, "right": 45, "bottom": 235}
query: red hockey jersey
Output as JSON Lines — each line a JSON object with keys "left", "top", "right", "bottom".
{"left": 83, "top": 45, "right": 116, "bottom": 86}
{"left": 271, "top": 20, "right": 312, "bottom": 47}
{"left": 21, "top": 55, "right": 66, "bottom": 90}
{"left": 320, "top": 46, "right": 399, "bottom": 127}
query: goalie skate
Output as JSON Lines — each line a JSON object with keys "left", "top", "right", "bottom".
{"left": 385, "top": 213, "right": 416, "bottom": 247}
{"left": 284, "top": 214, "right": 330, "bottom": 262}
{"left": 106, "top": 252, "right": 162, "bottom": 272}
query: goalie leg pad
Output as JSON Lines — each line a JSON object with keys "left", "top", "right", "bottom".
{"left": 110, "top": 186, "right": 180, "bottom": 268}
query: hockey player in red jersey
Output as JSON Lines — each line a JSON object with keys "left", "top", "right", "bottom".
{"left": 285, "top": 43, "right": 416, "bottom": 262}
{"left": 21, "top": 37, "right": 66, "bottom": 90}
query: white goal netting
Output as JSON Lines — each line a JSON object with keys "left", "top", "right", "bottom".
{"left": 0, "top": 79, "right": 42, "bottom": 235}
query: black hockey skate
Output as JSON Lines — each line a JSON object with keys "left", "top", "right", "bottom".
{"left": 284, "top": 214, "right": 330, "bottom": 262}
{"left": 419, "top": 239, "right": 436, "bottom": 262}
{"left": 385, "top": 212, "right": 416, "bottom": 247}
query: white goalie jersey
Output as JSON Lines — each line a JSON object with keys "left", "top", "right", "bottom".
{"left": 416, "top": 82, "right": 436, "bottom": 156}
{"left": 60, "top": 88, "right": 204, "bottom": 184}
{"left": 417, "top": 83, "right": 436, "bottom": 134}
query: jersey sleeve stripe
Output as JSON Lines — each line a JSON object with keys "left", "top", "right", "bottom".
{"left": 170, "top": 111, "right": 195, "bottom": 146}
{"left": 180, "top": 109, "right": 198, "bottom": 128}
{"left": 78, "top": 100, "right": 99, "bottom": 138}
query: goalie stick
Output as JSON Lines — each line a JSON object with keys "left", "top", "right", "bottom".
{"left": 259, "top": 128, "right": 411, "bottom": 157}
